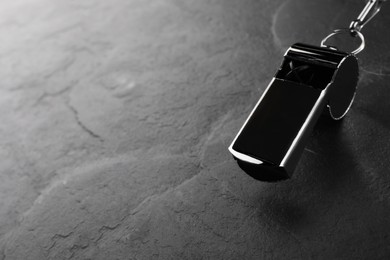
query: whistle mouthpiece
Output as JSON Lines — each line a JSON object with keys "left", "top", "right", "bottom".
{"left": 229, "top": 43, "right": 359, "bottom": 182}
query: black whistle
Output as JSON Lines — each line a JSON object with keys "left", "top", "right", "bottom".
{"left": 229, "top": 43, "right": 359, "bottom": 181}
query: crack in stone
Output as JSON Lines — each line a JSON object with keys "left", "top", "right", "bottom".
{"left": 65, "top": 102, "right": 104, "bottom": 142}
{"left": 361, "top": 66, "right": 390, "bottom": 77}
{"left": 94, "top": 223, "right": 122, "bottom": 244}
{"left": 33, "top": 84, "right": 75, "bottom": 106}
{"left": 47, "top": 231, "right": 75, "bottom": 252}
{"left": 90, "top": 165, "right": 205, "bottom": 247}
{"left": 44, "top": 56, "right": 76, "bottom": 80}
{"left": 129, "top": 164, "right": 203, "bottom": 217}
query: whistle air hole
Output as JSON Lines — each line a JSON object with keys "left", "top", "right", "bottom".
{"left": 277, "top": 59, "right": 335, "bottom": 89}
{"left": 284, "top": 61, "right": 314, "bottom": 84}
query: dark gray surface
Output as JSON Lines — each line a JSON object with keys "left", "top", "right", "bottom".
{"left": 0, "top": 0, "right": 389, "bottom": 259}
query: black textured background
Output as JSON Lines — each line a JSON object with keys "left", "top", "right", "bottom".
{"left": 0, "top": 0, "right": 389, "bottom": 259}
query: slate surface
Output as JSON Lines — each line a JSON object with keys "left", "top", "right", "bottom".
{"left": 0, "top": 0, "right": 389, "bottom": 259}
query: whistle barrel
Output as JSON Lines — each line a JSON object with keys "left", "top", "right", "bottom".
{"left": 229, "top": 43, "right": 359, "bottom": 181}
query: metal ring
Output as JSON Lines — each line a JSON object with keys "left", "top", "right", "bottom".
{"left": 320, "top": 29, "right": 365, "bottom": 55}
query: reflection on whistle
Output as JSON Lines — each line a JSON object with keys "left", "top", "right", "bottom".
{"left": 229, "top": 43, "right": 359, "bottom": 182}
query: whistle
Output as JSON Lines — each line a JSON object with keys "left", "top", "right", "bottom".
{"left": 229, "top": 43, "right": 359, "bottom": 181}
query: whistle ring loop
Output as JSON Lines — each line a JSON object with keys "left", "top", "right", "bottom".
{"left": 320, "top": 29, "right": 365, "bottom": 55}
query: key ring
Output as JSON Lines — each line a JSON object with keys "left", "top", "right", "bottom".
{"left": 320, "top": 29, "right": 365, "bottom": 55}
{"left": 320, "top": 0, "right": 385, "bottom": 55}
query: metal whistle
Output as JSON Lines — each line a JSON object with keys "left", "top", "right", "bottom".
{"left": 229, "top": 43, "right": 359, "bottom": 181}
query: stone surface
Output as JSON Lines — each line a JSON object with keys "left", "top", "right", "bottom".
{"left": 0, "top": 0, "right": 389, "bottom": 259}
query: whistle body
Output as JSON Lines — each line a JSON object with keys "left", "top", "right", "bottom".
{"left": 229, "top": 43, "right": 359, "bottom": 181}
